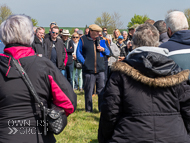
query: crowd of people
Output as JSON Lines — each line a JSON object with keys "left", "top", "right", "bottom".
{"left": 0, "top": 10, "right": 190, "bottom": 142}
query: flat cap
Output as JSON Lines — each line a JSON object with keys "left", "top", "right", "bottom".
{"left": 89, "top": 24, "right": 102, "bottom": 32}
{"left": 77, "top": 30, "right": 83, "bottom": 35}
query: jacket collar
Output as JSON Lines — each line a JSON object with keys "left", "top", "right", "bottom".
{"left": 4, "top": 45, "right": 35, "bottom": 60}
{"left": 34, "top": 35, "right": 42, "bottom": 44}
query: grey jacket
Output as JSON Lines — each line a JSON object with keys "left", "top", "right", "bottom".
{"left": 108, "top": 42, "right": 120, "bottom": 66}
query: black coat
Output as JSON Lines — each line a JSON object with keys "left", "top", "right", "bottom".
{"left": 63, "top": 39, "right": 74, "bottom": 65}
{"left": 0, "top": 46, "right": 77, "bottom": 143}
{"left": 31, "top": 35, "right": 45, "bottom": 56}
{"left": 98, "top": 50, "right": 190, "bottom": 143}
{"left": 44, "top": 37, "right": 67, "bottom": 70}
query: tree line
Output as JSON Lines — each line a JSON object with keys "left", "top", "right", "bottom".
{"left": 0, "top": 4, "right": 38, "bottom": 26}
{"left": 0, "top": 4, "right": 190, "bottom": 32}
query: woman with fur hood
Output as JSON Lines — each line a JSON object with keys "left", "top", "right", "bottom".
{"left": 98, "top": 23, "right": 190, "bottom": 143}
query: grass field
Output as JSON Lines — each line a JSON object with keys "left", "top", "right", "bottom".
{"left": 54, "top": 90, "right": 100, "bottom": 143}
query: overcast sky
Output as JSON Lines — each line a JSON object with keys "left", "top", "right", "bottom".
{"left": 2, "top": 0, "right": 190, "bottom": 28}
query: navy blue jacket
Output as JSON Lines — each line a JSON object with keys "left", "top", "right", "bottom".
{"left": 160, "top": 30, "right": 190, "bottom": 73}
{"left": 77, "top": 35, "right": 110, "bottom": 74}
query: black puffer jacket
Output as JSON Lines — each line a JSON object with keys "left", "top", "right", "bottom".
{"left": 98, "top": 47, "right": 190, "bottom": 143}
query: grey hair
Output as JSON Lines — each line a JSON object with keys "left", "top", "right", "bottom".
{"left": 165, "top": 11, "right": 189, "bottom": 33}
{"left": 153, "top": 20, "right": 167, "bottom": 34}
{"left": 122, "top": 31, "right": 128, "bottom": 35}
{"left": 132, "top": 23, "right": 159, "bottom": 49}
{"left": 0, "top": 14, "right": 34, "bottom": 46}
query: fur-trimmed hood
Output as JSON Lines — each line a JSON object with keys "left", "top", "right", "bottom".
{"left": 112, "top": 47, "right": 190, "bottom": 87}
{"left": 112, "top": 61, "right": 189, "bottom": 87}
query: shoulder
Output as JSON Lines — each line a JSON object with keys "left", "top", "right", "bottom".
{"left": 56, "top": 38, "right": 64, "bottom": 44}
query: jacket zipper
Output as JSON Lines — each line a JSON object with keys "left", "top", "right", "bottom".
{"left": 94, "top": 43, "right": 97, "bottom": 73}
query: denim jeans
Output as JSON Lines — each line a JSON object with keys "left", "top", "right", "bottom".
{"left": 61, "top": 69, "right": 66, "bottom": 76}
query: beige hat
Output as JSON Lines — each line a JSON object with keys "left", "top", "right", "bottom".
{"left": 89, "top": 24, "right": 102, "bottom": 32}
{"left": 61, "top": 29, "right": 70, "bottom": 36}
{"left": 50, "top": 22, "right": 57, "bottom": 26}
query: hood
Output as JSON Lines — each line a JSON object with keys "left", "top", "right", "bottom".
{"left": 112, "top": 61, "right": 189, "bottom": 87}
{"left": 169, "top": 30, "right": 190, "bottom": 45}
{"left": 112, "top": 46, "right": 190, "bottom": 87}
{"left": 125, "top": 47, "right": 181, "bottom": 78}
{"left": 127, "top": 46, "right": 169, "bottom": 59}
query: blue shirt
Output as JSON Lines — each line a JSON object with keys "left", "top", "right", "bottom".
{"left": 0, "top": 40, "right": 5, "bottom": 53}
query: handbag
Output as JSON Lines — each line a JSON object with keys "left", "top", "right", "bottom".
{"left": 74, "top": 60, "right": 82, "bottom": 69}
{"left": 11, "top": 56, "right": 67, "bottom": 135}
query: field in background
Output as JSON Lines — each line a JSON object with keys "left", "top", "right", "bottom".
{"left": 55, "top": 90, "right": 100, "bottom": 143}
{"left": 44, "top": 27, "right": 85, "bottom": 34}
{"left": 44, "top": 27, "right": 128, "bottom": 35}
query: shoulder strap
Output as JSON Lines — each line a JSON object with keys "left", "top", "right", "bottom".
{"left": 6, "top": 54, "right": 47, "bottom": 135}
{"left": 10, "top": 55, "right": 44, "bottom": 109}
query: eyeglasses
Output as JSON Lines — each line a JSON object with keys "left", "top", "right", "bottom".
{"left": 52, "top": 31, "right": 58, "bottom": 35}
{"left": 73, "top": 36, "right": 79, "bottom": 39}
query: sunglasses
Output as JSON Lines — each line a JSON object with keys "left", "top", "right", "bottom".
{"left": 52, "top": 31, "right": 58, "bottom": 35}
{"left": 103, "top": 30, "right": 107, "bottom": 31}
{"left": 51, "top": 23, "right": 57, "bottom": 25}
{"left": 73, "top": 36, "right": 79, "bottom": 38}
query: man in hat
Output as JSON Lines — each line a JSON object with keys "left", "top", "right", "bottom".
{"left": 44, "top": 22, "right": 57, "bottom": 39}
{"left": 77, "top": 24, "right": 110, "bottom": 112}
{"left": 128, "top": 24, "right": 139, "bottom": 41}
{"left": 43, "top": 26, "right": 67, "bottom": 75}
{"left": 60, "top": 30, "right": 74, "bottom": 86}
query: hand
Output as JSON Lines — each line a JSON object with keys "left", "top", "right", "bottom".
{"left": 118, "top": 56, "right": 125, "bottom": 61}
{"left": 127, "top": 41, "right": 132, "bottom": 49}
{"left": 70, "top": 46, "right": 72, "bottom": 49}
{"left": 73, "top": 55, "right": 77, "bottom": 60}
{"left": 97, "top": 46, "right": 105, "bottom": 52}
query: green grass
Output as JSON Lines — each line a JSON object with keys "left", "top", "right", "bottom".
{"left": 54, "top": 90, "right": 100, "bottom": 143}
